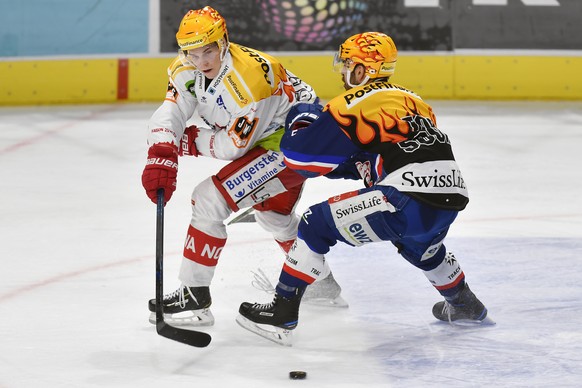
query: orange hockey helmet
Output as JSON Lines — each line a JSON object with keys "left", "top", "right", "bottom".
{"left": 176, "top": 6, "right": 229, "bottom": 59}
{"left": 333, "top": 32, "right": 397, "bottom": 87}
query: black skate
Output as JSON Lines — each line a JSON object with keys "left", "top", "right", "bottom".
{"left": 432, "top": 284, "right": 494, "bottom": 326}
{"left": 236, "top": 291, "right": 303, "bottom": 346}
{"left": 148, "top": 285, "right": 214, "bottom": 327}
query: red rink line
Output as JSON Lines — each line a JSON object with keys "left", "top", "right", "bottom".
{"left": 0, "top": 105, "right": 120, "bottom": 156}
{"left": 0, "top": 238, "right": 273, "bottom": 304}
{"left": 0, "top": 255, "right": 150, "bottom": 303}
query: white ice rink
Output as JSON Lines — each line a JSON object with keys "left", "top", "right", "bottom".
{"left": 1, "top": 100, "right": 581, "bottom": 387}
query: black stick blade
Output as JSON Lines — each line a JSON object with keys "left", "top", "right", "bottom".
{"left": 157, "top": 322, "right": 212, "bottom": 348}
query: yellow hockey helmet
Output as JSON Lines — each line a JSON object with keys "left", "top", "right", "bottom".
{"left": 333, "top": 32, "right": 397, "bottom": 85}
{"left": 176, "top": 6, "right": 229, "bottom": 56}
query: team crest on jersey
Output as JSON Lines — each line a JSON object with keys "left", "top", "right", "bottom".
{"left": 185, "top": 80, "right": 196, "bottom": 97}
{"left": 165, "top": 82, "right": 178, "bottom": 102}
{"left": 228, "top": 116, "right": 258, "bottom": 148}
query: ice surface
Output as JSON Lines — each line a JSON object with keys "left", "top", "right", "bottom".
{"left": 1, "top": 101, "right": 581, "bottom": 387}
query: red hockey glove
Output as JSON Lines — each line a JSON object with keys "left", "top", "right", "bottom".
{"left": 179, "top": 125, "right": 200, "bottom": 156}
{"left": 142, "top": 142, "right": 179, "bottom": 204}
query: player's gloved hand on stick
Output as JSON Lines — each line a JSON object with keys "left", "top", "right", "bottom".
{"left": 142, "top": 142, "right": 178, "bottom": 204}
{"left": 179, "top": 125, "right": 200, "bottom": 156}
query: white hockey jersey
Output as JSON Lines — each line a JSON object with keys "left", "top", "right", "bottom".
{"left": 147, "top": 44, "right": 316, "bottom": 160}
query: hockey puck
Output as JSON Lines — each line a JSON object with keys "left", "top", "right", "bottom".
{"left": 289, "top": 371, "right": 307, "bottom": 380}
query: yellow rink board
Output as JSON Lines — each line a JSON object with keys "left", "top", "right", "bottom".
{"left": 1, "top": 54, "right": 581, "bottom": 106}
{"left": 0, "top": 59, "right": 118, "bottom": 105}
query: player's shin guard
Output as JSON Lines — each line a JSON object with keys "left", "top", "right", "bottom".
{"left": 180, "top": 225, "right": 227, "bottom": 285}
{"left": 286, "top": 238, "right": 349, "bottom": 307}
{"left": 423, "top": 252, "right": 465, "bottom": 298}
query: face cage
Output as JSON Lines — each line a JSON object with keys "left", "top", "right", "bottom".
{"left": 332, "top": 52, "right": 356, "bottom": 74}
{"left": 332, "top": 52, "right": 369, "bottom": 88}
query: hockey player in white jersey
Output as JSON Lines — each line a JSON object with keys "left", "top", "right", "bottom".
{"left": 141, "top": 6, "right": 346, "bottom": 327}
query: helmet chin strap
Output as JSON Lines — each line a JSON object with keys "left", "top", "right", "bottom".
{"left": 345, "top": 68, "right": 370, "bottom": 88}
{"left": 219, "top": 40, "right": 230, "bottom": 61}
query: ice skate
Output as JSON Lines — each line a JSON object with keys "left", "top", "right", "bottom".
{"left": 302, "top": 271, "right": 349, "bottom": 308}
{"left": 148, "top": 285, "right": 214, "bottom": 327}
{"left": 251, "top": 269, "right": 349, "bottom": 308}
{"left": 236, "top": 292, "right": 303, "bottom": 346}
{"left": 432, "top": 284, "right": 494, "bottom": 326}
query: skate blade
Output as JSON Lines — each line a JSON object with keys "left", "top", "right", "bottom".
{"left": 148, "top": 308, "right": 215, "bottom": 327}
{"left": 447, "top": 315, "right": 496, "bottom": 327}
{"left": 302, "top": 295, "right": 349, "bottom": 308}
{"left": 235, "top": 314, "right": 293, "bottom": 347}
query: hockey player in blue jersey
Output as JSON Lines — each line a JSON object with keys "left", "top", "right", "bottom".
{"left": 236, "top": 32, "right": 491, "bottom": 346}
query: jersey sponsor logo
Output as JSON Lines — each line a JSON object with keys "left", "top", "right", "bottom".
{"left": 211, "top": 64, "right": 230, "bottom": 90}
{"left": 225, "top": 73, "right": 250, "bottom": 107}
{"left": 347, "top": 223, "right": 374, "bottom": 244}
{"left": 401, "top": 169, "right": 466, "bottom": 190}
{"left": 224, "top": 151, "right": 282, "bottom": 192}
{"left": 239, "top": 46, "right": 273, "bottom": 86}
{"left": 333, "top": 194, "right": 386, "bottom": 220}
{"left": 221, "top": 151, "right": 287, "bottom": 208}
{"left": 343, "top": 81, "right": 420, "bottom": 106}
{"left": 380, "top": 161, "right": 468, "bottom": 197}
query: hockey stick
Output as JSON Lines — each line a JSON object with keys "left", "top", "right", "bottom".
{"left": 156, "top": 189, "right": 212, "bottom": 347}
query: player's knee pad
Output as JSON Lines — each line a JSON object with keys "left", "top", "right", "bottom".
{"left": 253, "top": 180, "right": 304, "bottom": 215}
{"left": 296, "top": 203, "right": 338, "bottom": 255}
{"left": 255, "top": 210, "right": 299, "bottom": 242}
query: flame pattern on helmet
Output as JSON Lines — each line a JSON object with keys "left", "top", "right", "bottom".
{"left": 176, "top": 6, "right": 228, "bottom": 51}
{"left": 338, "top": 32, "right": 398, "bottom": 78}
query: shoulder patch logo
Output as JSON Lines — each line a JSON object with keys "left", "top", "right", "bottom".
{"left": 185, "top": 80, "right": 196, "bottom": 97}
